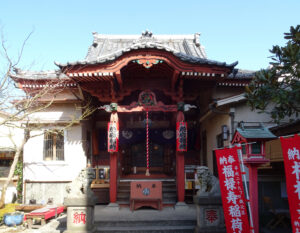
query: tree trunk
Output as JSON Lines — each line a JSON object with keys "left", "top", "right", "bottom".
{"left": 0, "top": 139, "right": 25, "bottom": 209}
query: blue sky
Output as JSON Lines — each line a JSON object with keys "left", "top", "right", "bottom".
{"left": 0, "top": 0, "right": 299, "bottom": 71}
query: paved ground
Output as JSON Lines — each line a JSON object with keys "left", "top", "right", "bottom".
{"left": 0, "top": 204, "right": 292, "bottom": 232}
{"left": 0, "top": 204, "right": 196, "bottom": 232}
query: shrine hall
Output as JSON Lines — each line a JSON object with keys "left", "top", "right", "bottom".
{"left": 11, "top": 30, "right": 257, "bottom": 208}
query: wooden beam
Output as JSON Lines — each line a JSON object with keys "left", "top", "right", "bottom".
{"left": 171, "top": 70, "right": 179, "bottom": 92}
{"left": 115, "top": 71, "right": 123, "bottom": 90}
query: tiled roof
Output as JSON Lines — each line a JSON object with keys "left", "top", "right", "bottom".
{"left": 237, "top": 126, "right": 276, "bottom": 139}
{"left": 228, "top": 69, "right": 256, "bottom": 79}
{"left": 55, "top": 31, "right": 237, "bottom": 69}
{"left": 10, "top": 68, "right": 69, "bottom": 80}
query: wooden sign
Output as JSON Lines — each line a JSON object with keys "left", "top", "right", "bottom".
{"left": 176, "top": 122, "right": 187, "bottom": 152}
{"left": 107, "top": 122, "right": 119, "bottom": 152}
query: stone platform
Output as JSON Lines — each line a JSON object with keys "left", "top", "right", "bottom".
{"left": 94, "top": 204, "right": 196, "bottom": 232}
{"left": 35, "top": 204, "right": 197, "bottom": 233}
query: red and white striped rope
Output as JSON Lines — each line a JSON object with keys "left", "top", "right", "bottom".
{"left": 146, "top": 110, "right": 149, "bottom": 170}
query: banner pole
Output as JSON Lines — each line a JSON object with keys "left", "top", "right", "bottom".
{"left": 237, "top": 144, "right": 255, "bottom": 233}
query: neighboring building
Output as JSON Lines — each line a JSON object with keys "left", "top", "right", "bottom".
{"left": 0, "top": 112, "right": 23, "bottom": 203}
{"left": 9, "top": 31, "right": 297, "bottom": 212}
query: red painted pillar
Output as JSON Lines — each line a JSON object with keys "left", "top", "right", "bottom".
{"left": 109, "top": 152, "right": 118, "bottom": 203}
{"left": 248, "top": 165, "right": 259, "bottom": 233}
{"left": 176, "top": 108, "right": 185, "bottom": 203}
{"left": 176, "top": 152, "right": 185, "bottom": 202}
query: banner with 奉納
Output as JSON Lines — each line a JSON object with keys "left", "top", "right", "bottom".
{"left": 176, "top": 122, "right": 187, "bottom": 152}
{"left": 215, "top": 146, "right": 250, "bottom": 233}
{"left": 280, "top": 134, "right": 300, "bottom": 233}
{"left": 107, "top": 122, "right": 119, "bottom": 152}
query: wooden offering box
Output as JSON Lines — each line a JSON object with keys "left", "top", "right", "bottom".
{"left": 130, "top": 181, "right": 162, "bottom": 211}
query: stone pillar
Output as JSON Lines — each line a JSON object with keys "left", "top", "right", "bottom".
{"left": 193, "top": 167, "right": 225, "bottom": 233}
{"left": 63, "top": 168, "right": 97, "bottom": 233}
{"left": 194, "top": 195, "right": 226, "bottom": 233}
{"left": 64, "top": 198, "right": 96, "bottom": 233}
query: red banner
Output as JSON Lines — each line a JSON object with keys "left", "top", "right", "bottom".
{"left": 176, "top": 122, "right": 187, "bottom": 152}
{"left": 280, "top": 134, "right": 300, "bottom": 233}
{"left": 107, "top": 122, "right": 119, "bottom": 152}
{"left": 215, "top": 147, "right": 250, "bottom": 233}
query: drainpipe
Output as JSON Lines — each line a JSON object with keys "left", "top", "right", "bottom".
{"left": 229, "top": 107, "right": 235, "bottom": 141}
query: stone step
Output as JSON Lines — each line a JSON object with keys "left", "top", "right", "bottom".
{"left": 95, "top": 225, "right": 195, "bottom": 232}
{"left": 96, "top": 219, "right": 196, "bottom": 232}
{"left": 96, "top": 219, "right": 196, "bottom": 227}
{"left": 117, "top": 199, "right": 176, "bottom": 204}
{"left": 116, "top": 197, "right": 130, "bottom": 202}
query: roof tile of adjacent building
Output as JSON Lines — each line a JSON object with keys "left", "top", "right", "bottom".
{"left": 228, "top": 69, "right": 256, "bottom": 79}
{"left": 237, "top": 126, "right": 277, "bottom": 139}
{"left": 10, "top": 68, "right": 69, "bottom": 80}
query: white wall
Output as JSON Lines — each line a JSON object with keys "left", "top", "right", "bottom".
{"left": 28, "top": 103, "right": 83, "bottom": 123}
{"left": 234, "top": 103, "right": 276, "bottom": 128}
{"left": 201, "top": 112, "right": 231, "bottom": 170}
{"left": 0, "top": 115, "right": 24, "bottom": 150}
{"left": 23, "top": 124, "right": 87, "bottom": 182}
{"left": 201, "top": 103, "right": 276, "bottom": 171}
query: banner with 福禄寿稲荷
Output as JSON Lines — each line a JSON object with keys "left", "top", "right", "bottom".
{"left": 280, "top": 134, "right": 300, "bottom": 233}
{"left": 215, "top": 146, "right": 250, "bottom": 233}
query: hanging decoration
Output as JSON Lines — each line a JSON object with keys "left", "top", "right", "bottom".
{"left": 215, "top": 146, "right": 251, "bottom": 233}
{"left": 176, "top": 122, "right": 187, "bottom": 152}
{"left": 280, "top": 134, "right": 300, "bottom": 233}
{"left": 107, "top": 122, "right": 119, "bottom": 152}
{"left": 145, "top": 110, "right": 150, "bottom": 176}
{"left": 138, "top": 90, "right": 157, "bottom": 106}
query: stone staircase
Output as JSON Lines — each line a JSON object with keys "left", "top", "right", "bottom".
{"left": 95, "top": 219, "right": 196, "bottom": 232}
{"left": 117, "top": 180, "right": 177, "bottom": 205}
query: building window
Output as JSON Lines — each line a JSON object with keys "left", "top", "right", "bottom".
{"left": 251, "top": 141, "right": 262, "bottom": 154}
{"left": 0, "top": 151, "right": 15, "bottom": 177}
{"left": 43, "top": 131, "right": 64, "bottom": 161}
{"left": 241, "top": 144, "right": 247, "bottom": 155}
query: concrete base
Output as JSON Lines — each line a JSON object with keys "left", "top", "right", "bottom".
{"left": 105, "top": 202, "right": 120, "bottom": 210}
{"left": 194, "top": 195, "right": 225, "bottom": 233}
{"left": 195, "top": 226, "right": 226, "bottom": 233}
{"left": 64, "top": 196, "right": 96, "bottom": 233}
{"left": 64, "top": 228, "right": 96, "bottom": 233}
{"left": 174, "top": 202, "right": 188, "bottom": 210}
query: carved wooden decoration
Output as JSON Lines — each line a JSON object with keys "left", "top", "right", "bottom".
{"left": 132, "top": 59, "right": 163, "bottom": 69}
